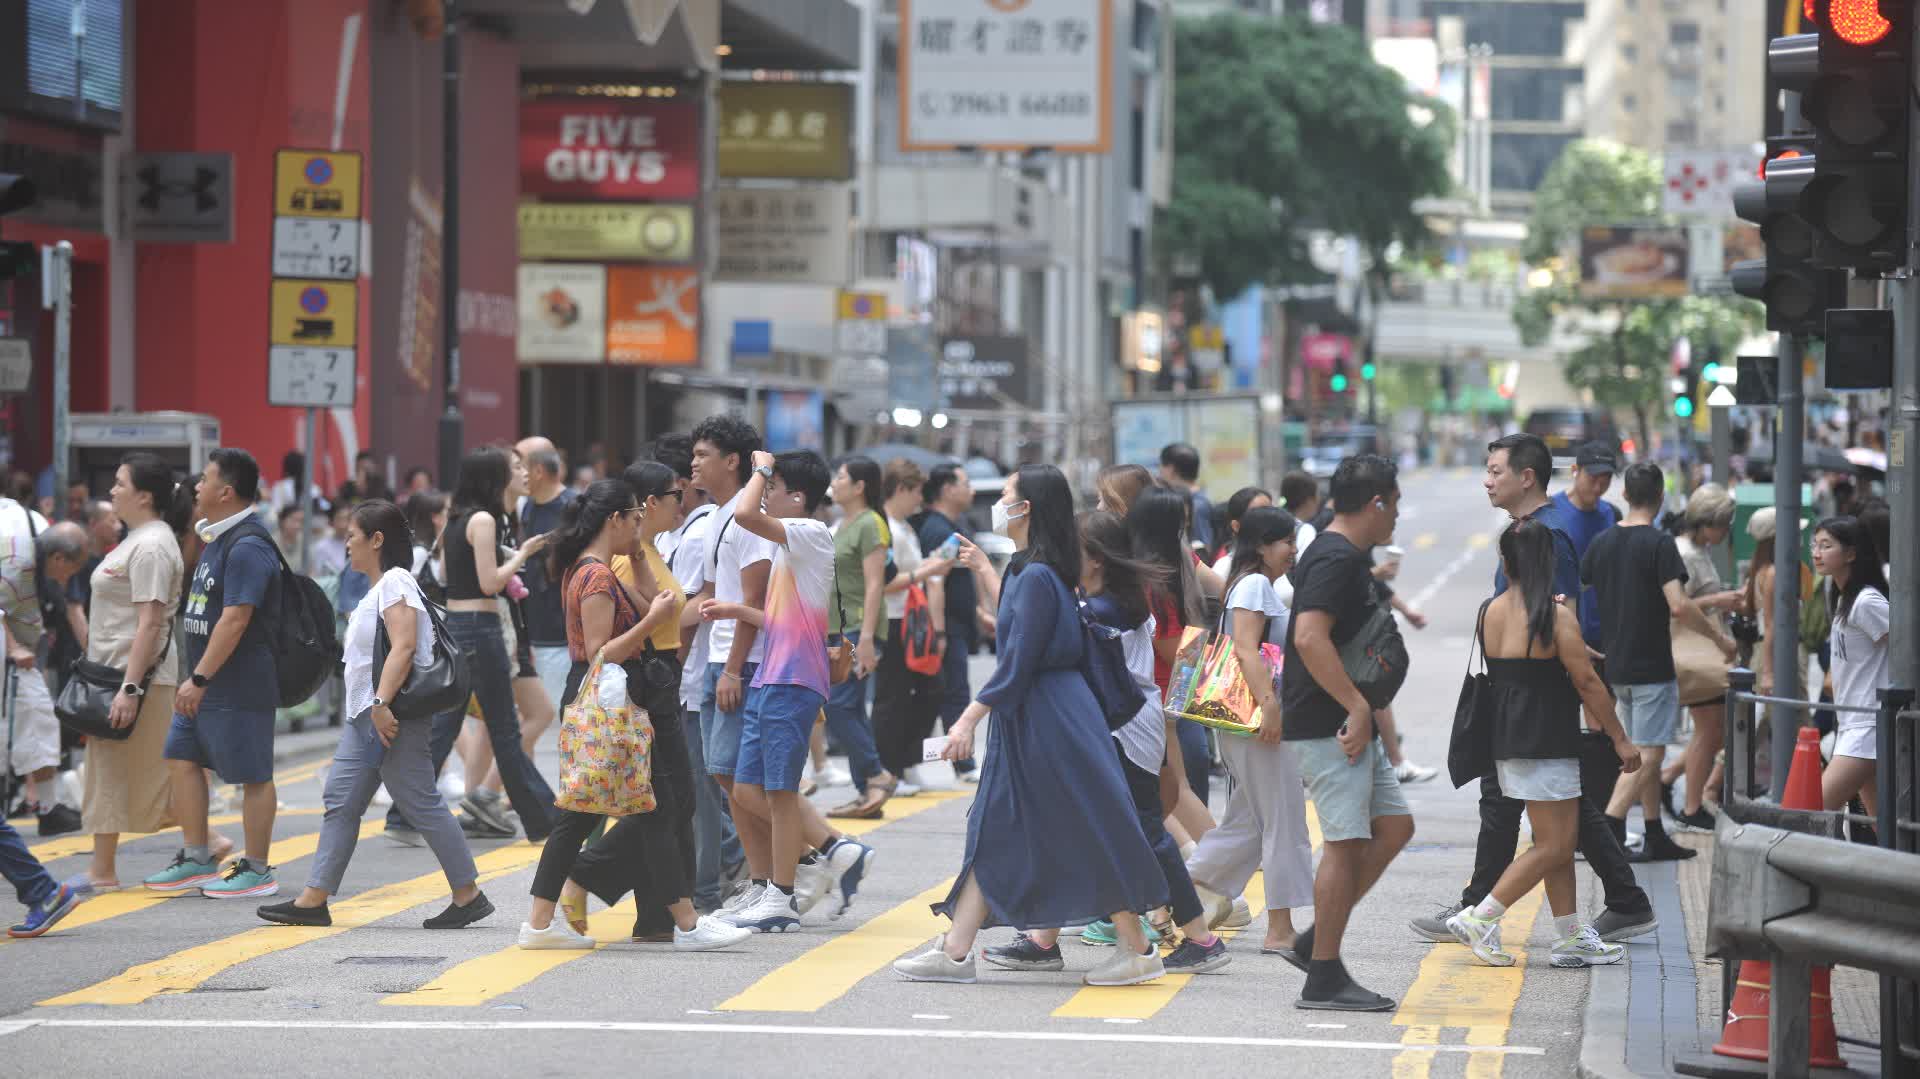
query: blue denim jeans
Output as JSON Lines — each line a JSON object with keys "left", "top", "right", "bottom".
{"left": 823, "top": 630, "right": 885, "bottom": 790}
{"left": 0, "top": 815, "right": 54, "bottom": 908}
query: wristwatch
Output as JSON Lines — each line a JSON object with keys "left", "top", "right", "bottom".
{"left": 371, "top": 696, "right": 386, "bottom": 710}
{"left": 754, "top": 464, "right": 775, "bottom": 481}
{"left": 189, "top": 672, "right": 210, "bottom": 688}
{"left": 122, "top": 683, "right": 144, "bottom": 698}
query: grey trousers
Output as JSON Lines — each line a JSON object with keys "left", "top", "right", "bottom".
{"left": 309, "top": 709, "right": 478, "bottom": 896}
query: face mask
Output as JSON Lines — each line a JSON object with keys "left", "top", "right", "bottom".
{"left": 990, "top": 499, "right": 1028, "bottom": 536}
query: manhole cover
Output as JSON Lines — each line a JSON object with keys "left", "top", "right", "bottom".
{"left": 337, "top": 956, "right": 445, "bottom": 965}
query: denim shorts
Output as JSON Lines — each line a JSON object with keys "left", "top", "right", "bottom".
{"left": 1292, "top": 735, "right": 1411, "bottom": 843}
{"left": 735, "top": 683, "right": 824, "bottom": 792}
{"left": 700, "top": 661, "right": 758, "bottom": 779}
{"left": 1612, "top": 682, "right": 1681, "bottom": 747}
{"left": 165, "top": 707, "right": 276, "bottom": 785}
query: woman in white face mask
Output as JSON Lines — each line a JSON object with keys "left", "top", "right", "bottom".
{"left": 894, "top": 467, "right": 1172, "bottom": 988}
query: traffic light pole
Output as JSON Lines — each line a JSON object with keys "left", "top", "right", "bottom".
{"left": 1769, "top": 330, "right": 1805, "bottom": 801}
{"left": 436, "top": 0, "right": 464, "bottom": 493}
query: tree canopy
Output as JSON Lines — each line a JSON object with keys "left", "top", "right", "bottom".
{"left": 1159, "top": 13, "right": 1454, "bottom": 299}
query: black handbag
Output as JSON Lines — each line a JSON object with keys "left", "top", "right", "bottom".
{"left": 373, "top": 590, "right": 470, "bottom": 721}
{"left": 1337, "top": 597, "right": 1410, "bottom": 709}
{"left": 54, "top": 634, "right": 171, "bottom": 743}
{"left": 1447, "top": 600, "right": 1495, "bottom": 789}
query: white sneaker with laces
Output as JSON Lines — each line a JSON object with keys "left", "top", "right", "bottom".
{"left": 1222, "top": 896, "right": 1253, "bottom": 930}
{"left": 1084, "top": 946, "right": 1166, "bottom": 986}
{"left": 518, "top": 919, "right": 596, "bottom": 950}
{"left": 714, "top": 881, "right": 767, "bottom": 925}
{"left": 793, "top": 858, "right": 834, "bottom": 916}
{"left": 1550, "top": 925, "right": 1627, "bottom": 968}
{"left": 675, "top": 915, "right": 754, "bottom": 951}
{"left": 734, "top": 885, "right": 801, "bottom": 933}
{"left": 1395, "top": 760, "right": 1439, "bottom": 783}
{"left": 824, "top": 838, "right": 876, "bottom": 918}
{"left": 1445, "top": 909, "right": 1514, "bottom": 967}
{"left": 893, "top": 781, "right": 922, "bottom": 798}
{"left": 893, "top": 934, "right": 977, "bottom": 983}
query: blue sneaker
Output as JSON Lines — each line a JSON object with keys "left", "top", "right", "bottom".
{"left": 8, "top": 882, "right": 85, "bottom": 938}
{"left": 143, "top": 850, "right": 223, "bottom": 892}
{"left": 1079, "top": 916, "right": 1161, "bottom": 948}
{"left": 200, "top": 859, "right": 279, "bottom": 900}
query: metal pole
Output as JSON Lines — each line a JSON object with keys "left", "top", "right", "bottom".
{"left": 299, "top": 407, "right": 317, "bottom": 576}
{"left": 1711, "top": 401, "right": 1731, "bottom": 487}
{"left": 1769, "top": 331, "right": 1805, "bottom": 800}
{"left": 435, "top": 0, "right": 463, "bottom": 491}
{"left": 50, "top": 241, "right": 72, "bottom": 520}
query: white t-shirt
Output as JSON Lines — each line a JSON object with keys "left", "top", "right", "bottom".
{"left": 884, "top": 515, "right": 925, "bottom": 621}
{"left": 670, "top": 504, "right": 718, "bottom": 711}
{"left": 1273, "top": 522, "right": 1315, "bottom": 609}
{"left": 753, "top": 517, "right": 837, "bottom": 698}
{"left": 707, "top": 491, "right": 780, "bottom": 669}
{"left": 1112, "top": 613, "right": 1166, "bottom": 775}
{"left": 1830, "top": 586, "right": 1890, "bottom": 724}
{"left": 342, "top": 567, "right": 434, "bottom": 722}
{"left": 1210, "top": 552, "right": 1233, "bottom": 580}
{"left": 1226, "top": 572, "right": 1290, "bottom": 647}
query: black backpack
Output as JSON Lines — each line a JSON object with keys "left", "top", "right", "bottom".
{"left": 216, "top": 518, "right": 341, "bottom": 709}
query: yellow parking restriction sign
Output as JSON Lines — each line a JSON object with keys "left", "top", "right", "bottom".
{"left": 269, "top": 280, "right": 358, "bottom": 347}
{"left": 274, "top": 150, "right": 362, "bottom": 220}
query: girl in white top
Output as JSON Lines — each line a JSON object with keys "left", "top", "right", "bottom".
{"left": 257, "top": 500, "right": 490, "bottom": 930}
{"left": 1184, "top": 505, "right": 1316, "bottom": 954}
{"left": 1209, "top": 486, "right": 1274, "bottom": 580}
{"left": 1812, "top": 515, "right": 1891, "bottom": 815}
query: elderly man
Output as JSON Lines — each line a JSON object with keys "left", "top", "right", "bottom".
{"left": 66, "top": 501, "right": 120, "bottom": 613}
{"left": 6, "top": 521, "right": 89, "bottom": 835}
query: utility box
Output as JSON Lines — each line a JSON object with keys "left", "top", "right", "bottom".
{"left": 67, "top": 412, "right": 222, "bottom": 497}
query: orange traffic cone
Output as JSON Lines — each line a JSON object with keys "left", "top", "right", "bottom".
{"left": 1711, "top": 727, "right": 1843, "bottom": 1067}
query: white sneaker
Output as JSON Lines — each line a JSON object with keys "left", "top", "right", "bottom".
{"left": 894, "top": 781, "right": 922, "bottom": 798}
{"left": 1084, "top": 946, "right": 1166, "bottom": 986}
{"left": 1445, "top": 909, "right": 1515, "bottom": 967}
{"left": 1551, "top": 925, "right": 1627, "bottom": 968}
{"left": 714, "top": 880, "right": 765, "bottom": 925}
{"left": 1395, "top": 761, "right": 1439, "bottom": 784}
{"left": 793, "top": 857, "right": 835, "bottom": 916}
{"left": 959, "top": 770, "right": 981, "bottom": 784}
{"left": 518, "top": 919, "right": 596, "bottom": 950}
{"left": 893, "top": 934, "right": 977, "bottom": 983}
{"left": 734, "top": 885, "right": 801, "bottom": 933}
{"left": 819, "top": 764, "right": 852, "bottom": 788}
{"left": 1195, "top": 885, "right": 1233, "bottom": 930}
{"left": 824, "top": 838, "right": 876, "bottom": 918}
{"left": 675, "top": 914, "right": 753, "bottom": 951}
{"left": 1222, "top": 896, "right": 1253, "bottom": 930}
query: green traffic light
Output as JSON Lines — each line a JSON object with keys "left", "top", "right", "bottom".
{"left": 1360, "top": 362, "right": 1376, "bottom": 380}
{"left": 1674, "top": 397, "right": 1695, "bottom": 419}
{"left": 1701, "top": 361, "right": 1720, "bottom": 384}
{"left": 1331, "top": 373, "right": 1349, "bottom": 392}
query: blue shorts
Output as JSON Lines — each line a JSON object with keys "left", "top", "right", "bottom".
{"left": 701, "top": 661, "right": 757, "bottom": 779}
{"left": 164, "top": 707, "right": 276, "bottom": 785}
{"left": 1612, "top": 682, "right": 1681, "bottom": 747}
{"left": 734, "top": 683, "right": 824, "bottom": 793}
{"left": 1292, "top": 736, "right": 1411, "bottom": 843}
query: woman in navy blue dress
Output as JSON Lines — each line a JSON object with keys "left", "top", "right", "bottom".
{"left": 893, "top": 465, "right": 1170, "bottom": 987}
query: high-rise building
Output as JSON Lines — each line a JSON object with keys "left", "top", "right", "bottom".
{"left": 1584, "top": 0, "right": 1765, "bottom": 155}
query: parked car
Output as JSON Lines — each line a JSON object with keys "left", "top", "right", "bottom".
{"left": 1524, "top": 408, "right": 1620, "bottom": 456}
{"left": 1299, "top": 425, "right": 1381, "bottom": 477}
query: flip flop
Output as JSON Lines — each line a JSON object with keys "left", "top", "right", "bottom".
{"left": 826, "top": 798, "right": 884, "bottom": 820}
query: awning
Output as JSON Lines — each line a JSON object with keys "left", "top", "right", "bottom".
{"left": 722, "top": 0, "right": 860, "bottom": 71}
{"left": 464, "top": 0, "right": 722, "bottom": 72}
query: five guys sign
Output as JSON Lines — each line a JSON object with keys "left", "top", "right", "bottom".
{"left": 520, "top": 99, "right": 701, "bottom": 201}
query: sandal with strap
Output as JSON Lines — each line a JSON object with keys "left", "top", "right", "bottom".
{"left": 826, "top": 796, "right": 885, "bottom": 820}
{"left": 560, "top": 895, "right": 589, "bottom": 936}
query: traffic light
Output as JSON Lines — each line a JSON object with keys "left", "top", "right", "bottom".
{"left": 0, "top": 174, "right": 37, "bottom": 282}
{"left": 1330, "top": 364, "right": 1350, "bottom": 393}
{"left": 1731, "top": 144, "right": 1848, "bottom": 335}
{"left": 1780, "top": 3, "right": 1913, "bottom": 273}
{"left": 1672, "top": 352, "right": 1699, "bottom": 418}
{"left": 1360, "top": 359, "right": 1376, "bottom": 381}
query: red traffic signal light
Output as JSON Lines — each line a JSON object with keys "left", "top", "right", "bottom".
{"left": 1828, "top": 0, "right": 1892, "bottom": 46}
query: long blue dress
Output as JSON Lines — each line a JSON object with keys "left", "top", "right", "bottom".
{"left": 933, "top": 558, "right": 1170, "bottom": 930}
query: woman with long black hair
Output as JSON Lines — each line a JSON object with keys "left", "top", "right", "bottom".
{"left": 519, "top": 479, "right": 748, "bottom": 952}
{"left": 894, "top": 466, "right": 1169, "bottom": 987}
{"left": 1446, "top": 519, "right": 1637, "bottom": 969}
{"left": 388, "top": 447, "right": 555, "bottom": 845}
{"left": 1127, "top": 486, "right": 1219, "bottom": 854}
{"left": 1812, "top": 515, "right": 1890, "bottom": 816}
{"left": 822, "top": 455, "right": 897, "bottom": 818}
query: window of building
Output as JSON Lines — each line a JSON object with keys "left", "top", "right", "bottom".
{"left": 1669, "top": 22, "right": 1699, "bottom": 45}
{"left": 1622, "top": 43, "right": 1638, "bottom": 62}
{"left": 1491, "top": 131, "right": 1576, "bottom": 193}
{"left": 1429, "top": 2, "right": 1577, "bottom": 58}
{"left": 1623, "top": 93, "right": 1637, "bottom": 111}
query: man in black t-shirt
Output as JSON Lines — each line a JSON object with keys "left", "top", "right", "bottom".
{"left": 1278, "top": 454, "right": 1413, "bottom": 1013}
{"left": 1586, "top": 461, "right": 1735, "bottom": 862}
{"left": 516, "top": 443, "right": 575, "bottom": 714}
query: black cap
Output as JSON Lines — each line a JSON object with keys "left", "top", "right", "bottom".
{"left": 1574, "top": 441, "right": 1618, "bottom": 475}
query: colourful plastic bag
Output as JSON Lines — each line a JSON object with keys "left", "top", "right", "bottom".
{"left": 556, "top": 651, "right": 657, "bottom": 816}
{"left": 1164, "top": 624, "right": 1281, "bottom": 736}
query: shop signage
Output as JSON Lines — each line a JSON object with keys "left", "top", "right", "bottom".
{"left": 717, "top": 82, "right": 854, "bottom": 181}
{"left": 269, "top": 280, "right": 358, "bottom": 348}
{"left": 0, "top": 338, "right": 31, "bottom": 394}
{"left": 128, "top": 152, "right": 233, "bottom": 244}
{"left": 714, "top": 185, "right": 851, "bottom": 284}
{"left": 887, "top": 325, "right": 940, "bottom": 415}
{"left": 939, "top": 333, "right": 1031, "bottom": 412}
{"left": 607, "top": 267, "right": 699, "bottom": 366}
{"left": 517, "top": 263, "right": 607, "bottom": 364}
{"left": 517, "top": 202, "right": 694, "bottom": 261}
{"left": 1578, "top": 226, "right": 1689, "bottom": 300}
{"left": 899, "top": 0, "right": 1112, "bottom": 152}
{"left": 520, "top": 98, "right": 701, "bottom": 202}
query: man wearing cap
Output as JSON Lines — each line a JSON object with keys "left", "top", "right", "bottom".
{"left": 1553, "top": 442, "right": 1624, "bottom": 660}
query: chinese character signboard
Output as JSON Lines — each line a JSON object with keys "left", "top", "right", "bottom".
{"left": 1577, "top": 226, "right": 1689, "bottom": 300}
{"left": 517, "top": 263, "right": 607, "bottom": 363}
{"left": 520, "top": 99, "right": 702, "bottom": 201}
{"left": 718, "top": 82, "right": 854, "bottom": 180}
{"left": 517, "top": 202, "right": 695, "bottom": 261}
{"left": 900, "top": 0, "right": 1112, "bottom": 152}
{"left": 714, "top": 186, "right": 852, "bottom": 285}
{"left": 606, "top": 267, "right": 699, "bottom": 366}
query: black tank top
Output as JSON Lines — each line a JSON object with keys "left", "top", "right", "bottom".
{"left": 442, "top": 509, "right": 489, "bottom": 601}
{"left": 1486, "top": 656, "right": 1584, "bottom": 761}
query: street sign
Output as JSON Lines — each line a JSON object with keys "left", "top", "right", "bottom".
{"left": 268, "top": 346, "right": 357, "bottom": 408}
{"left": 836, "top": 289, "right": 887, "bottom": 354}
{"left": 272, "top": 217, "right": 361, "bottom": 279}
{"left": 0, "top": 338, "right": 30, "bottom": 394}
{"left": 273, "top": 150, "right": 362, "bottom": 220}
{"left": 128, "top": 152, "right": 234, "bottom": 243}
{"left": 269, "top": 280, "right": 358, "bottom": 347}
{"left": 1189, "top": 324, "right": 1225, "bottom": 371}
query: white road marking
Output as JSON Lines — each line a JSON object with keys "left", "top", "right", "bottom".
{"left": 0, "top": 1018, "right": 1547, "bottom": 1055}
{"left": 1407, "top": 543, "right": 1487, "bottom": 612}
{"left": 912, "top": 1014, "right": 951, "bottom": 1021}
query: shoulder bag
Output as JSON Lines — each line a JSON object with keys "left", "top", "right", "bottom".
{"left": 1337, "top": 589, "right": 1410, "bottom": 709}
{"left": 1078, "top": 604, "right": 1147, "bottom": 732}
{"left": 372, "top": 579, "right": 471, "bottom": 721}
{"left": 1446, "top": 600, "right": 1495, "bottom": 788}
{"left": 55, "top": 633, "right": 172, "bottom": 742}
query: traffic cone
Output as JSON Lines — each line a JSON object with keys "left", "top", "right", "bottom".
{"left": 1711, "top": 727, "right": 1844, "bottom": 1067}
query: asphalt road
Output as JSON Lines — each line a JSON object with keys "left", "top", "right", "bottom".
{"left": 0, "top": 467, "right": 1614, "bottom": 1078}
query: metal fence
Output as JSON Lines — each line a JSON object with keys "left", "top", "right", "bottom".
{"left": 1718, "top": 667, "right": 1920, "bottom": 1077}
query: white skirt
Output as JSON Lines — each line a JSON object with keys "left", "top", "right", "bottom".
{"left": 1495, "top": 756, "right": 1582, "bottom": 802}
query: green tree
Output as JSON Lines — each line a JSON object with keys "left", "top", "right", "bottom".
{"left": 1159, "top": 14, "right": 1455, "bottom": 300}
{"left": 1513, "top": 139, "right": 1761, "bottom": 452}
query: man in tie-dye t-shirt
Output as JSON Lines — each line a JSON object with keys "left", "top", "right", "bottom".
{"left": 699, "top": 450, "right": 875, "bottom": 933}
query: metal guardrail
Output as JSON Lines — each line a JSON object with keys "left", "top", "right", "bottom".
{"left": 1715, "top": 668, "right": 1920, "bottom": 1077}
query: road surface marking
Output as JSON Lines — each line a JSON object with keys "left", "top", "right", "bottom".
{"left": 1388, "top": 877, "right": 1548, "bottom": 1076}
{"left": 1413, "top": 533, "right": 1437, "bottom": 550}
{"left": 1392, "top": 1023, "right": 1439, "bottom": 1078}
{"left": 1467, "top": 533, "right": 1491, "bottom": 550}
{"left": 831, "top": 790, "right": 968, "bottom": 838}
{"left": 382, "top": 899, "right": 637, "bottom": 1007}
{"left": 39, "top": 844, "right": 543, "bottom": 1006}
{"left": 27, "top": 808, "right": 325, "bottom": 863}
{"left": 1050, "top": 873, "right": 1267, "bottom": 1020}
{"left": 3, "top": 819, "right": 380, "bottom": 947}
{"left": 715, "top": 877, "right": 956, "bottom": 1013}
{"left": 0, "top": 1017, "right": 1547, "bottom": 1054}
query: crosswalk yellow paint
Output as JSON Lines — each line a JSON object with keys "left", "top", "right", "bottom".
{"left": 382, "top": 899, "right": 637, "bottom": 1007}
{"left": 27, "top": 808, "right": 326, "bottom": 863}
{"left": 1413, "top": 533, "right": 1438, "bottom": 550}
{"left": 832, "top": 790, "right": 967, "bottom": 838}
{"left": 3, "top": 819, "right": 381, "bottom": 947}
{"left": 1388, "top": 878, "right": 1549, "bottom": 1076}
{"left": 1050, "top": 873, "right": 1268, "bottom": 1020}
{"left": 39, "top": 843, "right": 544, "bottom": 1006}
{"left": 716, "top": 877, "right": 956, "bottom": 1013}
